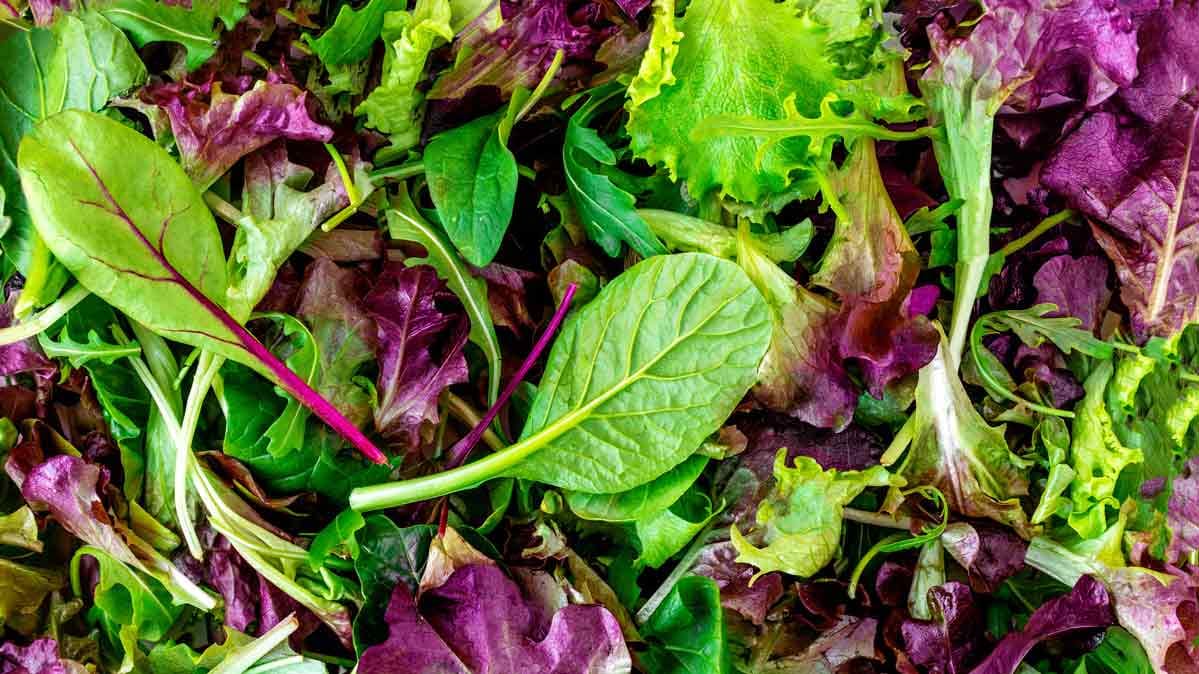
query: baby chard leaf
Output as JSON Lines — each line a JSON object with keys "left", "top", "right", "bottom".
{"left": 18, "top": 110, "right": 386, "bottom": 464}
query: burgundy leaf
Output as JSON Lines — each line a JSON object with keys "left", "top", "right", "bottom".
{"left": 364, "top": 265, "right": 469, "bottom": 452}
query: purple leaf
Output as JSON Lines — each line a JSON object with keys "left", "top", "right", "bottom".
{"left": 1166, "top": 458, "right": 1199, "bottom": 565}
{"left": 364, "top": 265, "right": 470, "bottom": 452}
{"left": 20, "top": 455, "right": 138, "bottom": 566}
{"left": 143, "top": 80, "right": 332, "bottom": 189}
{"left": 901, "top": 582, "right": 985, "bottom": 674}
{"left": 1042, "top": 3, "right": 1199, "bottom": 337}
{"left": 27, "top": 0, "right": 71, "bottom": 25}
{"left": 940, "top": 522, "right": 1027, "bottom": 594}
{"left": 0, "top": 298, "right": 56, "bottom": 397}
{"left": 360, "top": 564, "right": 630, "bottom": 674}
{"left": 969, "top": 575, "right": 1114, "bottom": 674}
{"left": 428, "top": 0, "right": 645, "bottom": 108}
{"left": 473, "top": 263, "right": 540, "bottom": 337}
{"left": 0, "top": 638, "right": 81, "bottom": 674}
{"left": 690, "top": 541, "right": 783, "bottom": 625}
{"left": 1032, "top": 255, "right": 1112, "bottom": 332}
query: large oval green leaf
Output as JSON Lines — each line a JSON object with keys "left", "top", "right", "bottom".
{"left": 349, "top": 252, "right": 772, "bottom": 510}
{"left": 506, "top": 252, "right": 770, "bottom": 492}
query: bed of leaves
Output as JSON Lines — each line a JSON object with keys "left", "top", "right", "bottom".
{"left": 0, "top": 0, "right": 1198, "bottom": 672}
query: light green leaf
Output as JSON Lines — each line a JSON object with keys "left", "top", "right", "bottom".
{"left": 1067, "top": 361, "right": 1144, "bottom": 539}
{"left": 425, "top": 110, "right": 518, "bottom": 266}
{"left": 625, "top": 0, "right": 683, "bottom": 109}
{"left": 387, "top": 189, "right": 502, "bottom": 405}
{"left": 356, "top": 0, "right": 453, "bottom": 150}
{"left": 732, "top": 451, "right": 899, "bottom": 578}
{"left": 508, "top": 253, "right": 769, "bottom": 491}
{"left": 0, "top": 506, "right": 41, "bottom": 552}
{"left": 634, "top": 485, "right": 717, "bottom": 568}
{"left": 567, "top": 454, "right": 708, "bottom": 522}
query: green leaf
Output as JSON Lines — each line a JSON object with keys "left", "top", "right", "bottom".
{"left": 0, "top": 506, "right": 40, "bottom": 551}
{"left": 306, "top": 0, "right": 407, "bottom": 66}
{"left": 508, "top": 253, "right": 769, "bottom": 491}
{"left": 564, "top": 92, "right": 667, "bottom": 258}
{"left": 732, "top": 452, "right": 898, "bottom": 578}
{"left": 425, "top": 110, "right": 518, "bottom": 266}
{"left": 220, "top": 364, "right": 392, "bottom": 502}
{"left": 0, "top": 14, "right": 145, "bottom": 305}
{"left": 308, "top": 509, "right": 367, "bottom": 571}
{"left": 20, "top": 110, "right": 385, "bottom": 463}
{"left": 1067, "top": 361, "right": 1144, "bottom": 539}
{"left": 899, "top": 335, "right": 1035, "bottom": 536}
{"left": 38, "top": 326, "right": 140, "bottom": 368}
{"left": 567, "top": 454, "right": 708, "bottom": 522}
{"left": 71, "top": 546, "right": 183, "bottom": 671}
{"left": 96, "top": 0, "right": 244, "bottom": 70}
{"left": 0, "top": 558, "right": 62, "bottom": 636}
{"left": 625, "top": 0, "right": 683, "bottom": 109}
{"left": 355, "top": 0, "right": 453, "bottom": 150}
{"left": 387, "top": 189, "right": 502, "bottom": 405}
{"left": 625, "top": 0, "right": 873, "bottom": 203}
{"left": 352, "top": 517, "right": 435, "bottom": 653}
{"left": 348, "top": 253, "right": 772, "bottom": 510}
{"left": 640, "top": 576, "right": 729, "bottom": 674}
{"left": 633, "top": 484, "right": 717, "bottom": 568}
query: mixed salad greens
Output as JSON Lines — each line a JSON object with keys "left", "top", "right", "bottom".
{"left": 0, "top": 0, "right": 1197, "bottom": 672}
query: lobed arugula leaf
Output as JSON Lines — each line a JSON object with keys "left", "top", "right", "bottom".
{"left": 96, "top": 0, "right": 247, "bottom": 70}
{"left": 564, "top": 91, "right": 668, "bottom": 259}
{"left": 306, "top": 0, "right": 407, "bottom": 66}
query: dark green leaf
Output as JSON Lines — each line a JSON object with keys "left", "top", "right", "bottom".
{"left": 306, "top": 0, "right": 407, "bottom": 65}
{"left": 426, "top": 111, "right": 518, "bottom": 267}
{"left": 352, "top": 517, "right": 435, "bottom": 653}
{"left": 96, "top": 0, "right": 246, "bottom": 70}
{"left": 640, "top": 576, "right": 729, "bottom": 674}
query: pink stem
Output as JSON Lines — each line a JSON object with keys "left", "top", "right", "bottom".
{"left": 444, "top": 283, "right": 578, "bottom": 469}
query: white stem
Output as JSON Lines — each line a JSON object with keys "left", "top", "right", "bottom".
{"left": 209, "top": 614, "right": 299, "bottom": 674}
{"left": 0, "top": 284, "right": 89, "bottom": 345}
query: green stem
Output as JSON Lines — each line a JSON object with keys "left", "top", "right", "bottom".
{"left": 176, "top": 351, "right": 224, "bottom": 558}
{"left": 350, "top": 396, "right": 600, "bottom": 511}
{"left": 0, "top": 284, "right": 89, "bottom": 345}
{"left": 204, "top": 191, "right": 244, "bottom": 225}
{"left": 320, "top": 143, "right": 363, "bottom": 233}
{"left": 880, "top": 415, "right": 915, "bottom": 466}
{"left": 996, "top": 209, "right": 1074, "bottom": 259}
{"left": 444, "top": 392, "right": 505, "bottom": 452}
{"left": 369, "top": 161, "right": 425, "bottom": 182}
{"left": 515, "top": 49, "right": 565, "bottom": 122}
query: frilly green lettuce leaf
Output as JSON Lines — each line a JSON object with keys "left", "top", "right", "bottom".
{"left": 732, "top": 450, "right": 900, "bottom": 579}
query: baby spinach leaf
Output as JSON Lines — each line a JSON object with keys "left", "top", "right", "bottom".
{"left": 388, "top": 189, "right": 502, "bottom": 405}
{"left": 564, "top": 91, "right": 668, "bottom": 259}
{"left": 350, "top": 253, "right": 771, "bottom": 509}
{"left": 19, "top": 110, "right": 386, "bottom": 464}
{"left": 352, "top": 518, "right": 435, "bottom": 653}
{"left": 425, "top": 110, "right": 518, "bottom": 267}
{"left": 633, "top": 484, "right": 718, "bottom": 568}
{"left": 505, "top": 253, "right": 769, "bottom": 492}
{"left": 0, "top": 14, "right": 145, "bottom": 307}
{"left": 96, "top": 0, "right": 246, "bottom": 70}
{"left": 567, "top": 454, "right": 708, "bottom": 522}
{"left": 640, "top": 575, "right": 730, "bottom": 674}
{"left": 306, "top": 0, "right": 407, "bottom": 66}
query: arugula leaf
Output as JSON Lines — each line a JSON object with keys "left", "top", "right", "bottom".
{"left": 567, "top": 454, "right": 708, "bottom": 522}
{"left": 306, "top": 0, "right": 407, "bottom": 66}
{"left": 351, "top": 252, "right": 771, "bottom": 509}
{"left": 425, "top": 110, "right": 518, "bottom": 267}
{"left": 732, "top": 452, "right": 899, "bottom": 579}
{"left": 18, "top": 110, "right": 386, "bottom": 463}
{"left": 387, "top": 188, "right": 502, "bottom": 405}
{"left": 564, "top": 91, "right": 667, "bottom": 259}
